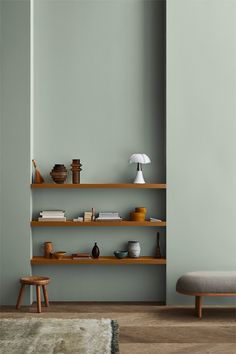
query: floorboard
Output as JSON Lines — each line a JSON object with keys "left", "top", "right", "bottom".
{"left": 1, "top": 303, "right": 235, "bottom": 354}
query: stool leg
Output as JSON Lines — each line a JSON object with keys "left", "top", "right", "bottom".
{"left": 42, "top": 285, "right": 49, "bottom": 307}
{"left": 16, "top": 284, "right": 25, "bottom": 309}
{"left": 36, "top": 285, "right": 41, "bottom": 313}
{"left": 195, "top": 296, "right": 202, "bottom": 319}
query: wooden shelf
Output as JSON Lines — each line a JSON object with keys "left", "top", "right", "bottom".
{"left": 31, "top": 220, "right": 166, "bottom": 227}
{"left": 31, "top": 256, "right": 166, "bottom": 265}
{"left": 31, "top": 183, "right": 166, "bottom": 189}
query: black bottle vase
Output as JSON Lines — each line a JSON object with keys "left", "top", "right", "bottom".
{"left": 92, "top": 242, "right": 100, "bottom": 258}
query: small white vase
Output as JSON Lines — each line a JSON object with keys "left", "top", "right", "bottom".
{"left": 128, "top": 241, "right": 141, "bottom": 258}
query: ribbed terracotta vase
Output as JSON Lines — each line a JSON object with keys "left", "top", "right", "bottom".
{"left": 71, "top": 159, "right": 82, "bottom": 184}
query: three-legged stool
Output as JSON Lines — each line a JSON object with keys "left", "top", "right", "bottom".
{"left": 16, "top": 276, "right": 51, "bottom": 313}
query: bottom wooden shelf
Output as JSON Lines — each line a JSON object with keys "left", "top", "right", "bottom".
{"left": 31, "top": 256, "right": 166, "bottom": 265}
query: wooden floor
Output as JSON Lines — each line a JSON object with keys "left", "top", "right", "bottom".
{"left": 1, "top": 303, "right": 236, "bottom": 354}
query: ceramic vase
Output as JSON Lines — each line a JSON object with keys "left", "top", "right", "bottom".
{"left": 44, "top": 242, "right": 53, "bottom": 258}
{"left": 32, "top": 159, "right": 44, "bottom": 184}
{"left": 50, "top": 164, "right": 67, "bottom": 184}
{"left": 128, "top": 241, "right": 141, "bottom": 258}
{"left": 155, "top": 232, "right": 162, "bottom": 258}
{"left": 92, "top": 242, "right": 100, "bottom": 258}
{"left": 71, "top": 159, "right": 82, "bottom": 184}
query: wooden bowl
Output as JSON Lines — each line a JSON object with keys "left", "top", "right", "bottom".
{"left": 53, "top": 251, "right": 66, "bottom": 259}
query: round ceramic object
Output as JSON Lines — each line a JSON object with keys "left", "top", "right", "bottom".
{"left": 130, "top": 211, "right": 145, "bottom": 221}
{"left": 128, "top": 241, "right": 141, "bottom": 258}
{"left": 114, "top": 250, "right": 128, "bottom": 259}
{"left": 50, "top": 164, "right": 67, "bottom": 184}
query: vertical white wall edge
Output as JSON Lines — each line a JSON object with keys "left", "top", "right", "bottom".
{"left": 29, "top": 0, "right": 34, "bottom": 304}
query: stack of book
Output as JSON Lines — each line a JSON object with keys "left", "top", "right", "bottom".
{"left": 38, "top": 210, "right": 66, "bottom": 222}
{"left": 72, "top": 252, "right": 91, "bottom": 260}
{"left": 95, "top": 212, "right": 122, "bottom": 221}
{"left": 84, "top": 211, "right": 93, "bottom": 222}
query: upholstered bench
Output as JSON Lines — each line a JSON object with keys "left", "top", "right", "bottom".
{"left": 176, "top": 271, "right": 236, "bottom": 318}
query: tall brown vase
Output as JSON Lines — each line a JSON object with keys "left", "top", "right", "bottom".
{"left": 71, "top": 159, "right": 82, "bottom": 184}
{"left": 44, "top": 242, "right": 53, "bottom": 258}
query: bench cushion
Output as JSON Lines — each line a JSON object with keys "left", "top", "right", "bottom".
{"left": 176, "top": 271, "right": 236, "bottom": 294}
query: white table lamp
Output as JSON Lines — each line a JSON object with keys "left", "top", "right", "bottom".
{"left": 129, "top": 153, "right": 151, "bottom": 184}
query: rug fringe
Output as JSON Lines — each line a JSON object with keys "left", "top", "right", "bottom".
{"left": 111, "top": 320, "right": 119, "bottom": 354}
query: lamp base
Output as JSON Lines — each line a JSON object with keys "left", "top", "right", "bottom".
{"left": 133, "top": 170, "right": 146, "bottom": 184}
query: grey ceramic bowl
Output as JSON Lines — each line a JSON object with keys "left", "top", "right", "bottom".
{"left": 114, "top": 250, "right": 128, "bottom": 259}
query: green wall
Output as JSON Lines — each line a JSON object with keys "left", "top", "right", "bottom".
{"left": 0, "top": 0, "right": 31, "bottom": 305}
{"left": 166, "top": 0, "right": 236, "bottom": 305}
{"left": 2, "top": 0, "right": 234, "bottom": 306}
{"left": 32, "top": 0, "right": 166, "bottom": 301}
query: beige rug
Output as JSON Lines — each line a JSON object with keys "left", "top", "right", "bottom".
{"left": 0, "top": 318, "right": 119, "bottom": 354}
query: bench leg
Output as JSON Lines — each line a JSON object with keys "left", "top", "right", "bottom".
{"left": 42, "top": 285, "right": 49, "bottom": 307}
{"left": 16, "top": 284, "right": 25, "bottom": 309}
{"left": 195, "top": 296, "right": 203, "bottom": 319}
{"left": 36, "top": 285, "right": 41, "bottom": 313}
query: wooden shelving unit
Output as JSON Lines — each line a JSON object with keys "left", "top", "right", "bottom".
{"left": 31, "top": 182, "right": 166, "bottom": 275}
{"left": 31, "top": 256, "right": 166, "bottom": 265}
{"left": 31, "top": 220, "right": 166, "bottom": 227}
{"left": 31, "top": 183, "right": 166, "bottom": 189}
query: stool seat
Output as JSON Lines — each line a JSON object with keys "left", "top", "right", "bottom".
{"left": 20, "top": 276, "right": 51, "bottom": 286}
{"left": 16, "top": 275, "right": 51, "bottom": 313}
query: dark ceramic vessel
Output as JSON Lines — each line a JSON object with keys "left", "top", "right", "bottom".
{"left": 50, "top": 164, "right": 67, "bottom": 184}
{"left": 92, "top": 242, "right": 100, "bottom": 258}
{"left": 71, "top": 159, "right": 82, "bottom": 184}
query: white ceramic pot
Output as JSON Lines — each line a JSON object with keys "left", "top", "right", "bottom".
{"left": 128, "top": 241, "right": 141, "bottom": 258}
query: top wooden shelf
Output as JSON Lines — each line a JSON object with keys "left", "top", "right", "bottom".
{"left": 31, "top": 183, "right": 166, "bottom": 189}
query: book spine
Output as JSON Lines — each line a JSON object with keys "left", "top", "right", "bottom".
{"left": 95, "top": 218, "right": 122, "bottom": 221}
{"left": 99, "top": 213, "right": 119, "bottom": 216}
{"left": 40, "top": 215, "right": 65, "bottom": 218}
{"left": 38, "top": 217, "right": 66, "bottom": 221}
{"left": 40, "top": 210, "right": 65, "bottom": 214}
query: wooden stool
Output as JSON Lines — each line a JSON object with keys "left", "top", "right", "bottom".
{"left": 16, "top": 276, "right": 51, "bottom": 313}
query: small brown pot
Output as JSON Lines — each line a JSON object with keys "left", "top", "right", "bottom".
{"left": 130, "top": 211, "right": 145, "bottom": 221}
{"left": 135, "top": 207, "right": 147, "bottom": 215}
{"left": 50, "top": 164, "right": 67, "bottom": 184}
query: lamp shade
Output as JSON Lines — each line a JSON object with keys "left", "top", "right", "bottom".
{"left": 129, "top": 153, "right": 151, "bottom": 164}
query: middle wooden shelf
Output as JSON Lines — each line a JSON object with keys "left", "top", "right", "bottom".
{"left": 31, "top": 220, "right": 167, "bottom": 227}
{"left": 31, "top": 256, "right": 167, "bottom": 265}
